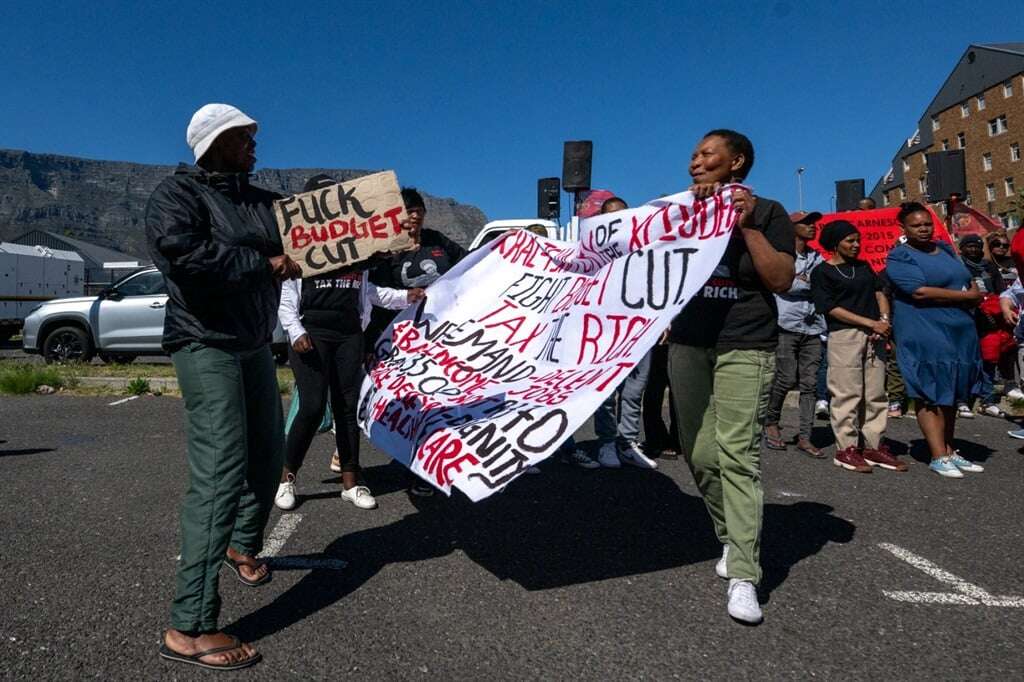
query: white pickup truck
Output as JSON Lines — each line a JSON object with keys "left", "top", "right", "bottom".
{"left": 468, "top": 219, "right": 579, "bottom": 251}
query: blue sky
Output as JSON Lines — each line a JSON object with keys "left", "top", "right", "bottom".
{"left": 2, "top": 1, "right": 1021, "bottom": 223}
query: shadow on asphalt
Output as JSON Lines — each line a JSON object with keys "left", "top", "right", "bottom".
{"left": 896, "top": 438, "right": 996, "bottom": 464}
{"left": 225, "top": 458, "right": 856, "bottom": 642}
{"left": 0, "top": 446, "right": 56, "bottom": 458}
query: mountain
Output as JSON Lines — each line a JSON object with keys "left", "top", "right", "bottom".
{"left": 0, "top": 149, "right": 488, "bottom": 257}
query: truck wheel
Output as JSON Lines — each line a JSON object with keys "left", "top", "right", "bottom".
{"left": 99, "top": 353, "right": 136, "bottom": 365}
{"left": 43, "top": 326, "right": 94, "bottom": 364}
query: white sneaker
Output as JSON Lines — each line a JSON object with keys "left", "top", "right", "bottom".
{"left": 956, "top": 403, "right": 975, "bottom": 419}
{"left": 274, "top": 475, "right": 296, "bottom": 510}
{"left": 715, "top": 544, "right": 729, "bottom": 579}
{"left": 597, "top": 441, "right": 621, "bottom": 468}
{"left": 1007, "top": 388, "right": 1024, "bottom": 401}
{"left": 341, "top": 485, "right": 378, "bottom": 509}
{"left": 619, "top": 441, "right": 658, "bottom": 469}
{"left": 981, "top": 404, "right": 1006, "bottom": 418}
{"left": 727, "top": 579, "right": 763, "bottom": 624}
{"left": 561, "top": 449, "right": 600, "bottom": 470}
{"left": 814, "top": 400, "right": 829, "bottom": 418}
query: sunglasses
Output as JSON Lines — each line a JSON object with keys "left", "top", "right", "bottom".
{"left": 990, "top": 241, "right": 1009, "bottom": 248}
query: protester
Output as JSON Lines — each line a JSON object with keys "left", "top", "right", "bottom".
{"left": 367, "top": 187, "right": 468, "bottom": 495}
{"left": 763, "top": 211, "right": 826, "bottom": 457}
{"left": 668, "top": 129, "right": 795, "bottom": 625}
{"left": 958, "top": 234, "right": 1009, "bottom": 418}
{"left": 881, "top": 271, "right": 909, "bottom": 419}
{"left": 999, "top": 277, "right": 1024, "bottom": 437}
{"left": 642, "top": 336, "right": 680, "bottom": 460}
{"left": 814, "top": 340, "right": 829, "bottom": 418}
{"left": 810, "top": 221, "right": 905, "bottom": 473}
{"left": 857, "top": 197, "right": 876, "bottom": 211}
{"left": 592, "top": 196, "right": 657, "bottom": 469}
{"left": 274, "top": 175, "right": 422, "bottom": 512}
{"left": 885, "top": 203, "right": 985, "bottom": 478}
{"left": 987, "top": 232, "right": 1018, "bottom": 289}
{"left": 147, "top": 103, "right": 302, "bottom": 671}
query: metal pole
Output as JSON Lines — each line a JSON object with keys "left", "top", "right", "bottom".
{"left": 796, "top": 167, "right": 805, "bottom": 211}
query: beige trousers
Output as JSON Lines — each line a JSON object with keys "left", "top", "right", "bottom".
{"left": 826, "top": 327, "right": 888, "bottom": 450}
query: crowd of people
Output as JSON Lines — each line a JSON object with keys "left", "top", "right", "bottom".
{"left": 146, "top": 104, "right": 1021, "bottom": 670}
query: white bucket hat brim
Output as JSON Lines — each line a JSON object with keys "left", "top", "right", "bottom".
{"left": 187, "top": 104, "right": 258, "bottom": 163}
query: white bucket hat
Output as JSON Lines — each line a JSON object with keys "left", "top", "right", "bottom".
{"left": 186, "top": 103, "right": 258, "bottom": 162}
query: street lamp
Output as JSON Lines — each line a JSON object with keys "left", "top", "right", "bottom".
{"left": 796, "top": 167, "right": 806, "bottom": 211}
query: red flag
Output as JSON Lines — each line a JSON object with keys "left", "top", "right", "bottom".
{"left": 807, "top": 207, "right": 952, "bottom": 273}
{"left": 949, "top": 197, "right": 1002, "bottom": 237}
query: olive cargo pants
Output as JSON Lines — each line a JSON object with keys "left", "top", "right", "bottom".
{"left": 668, "top": 344, "right": 774, "bottom": 584}
{"left": 169, "top": 342, "right": 284, "bottom": 632}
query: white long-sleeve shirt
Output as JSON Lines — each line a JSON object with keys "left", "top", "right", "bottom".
{"left": 278, "top": 272, "right": 409, "bottom": 344}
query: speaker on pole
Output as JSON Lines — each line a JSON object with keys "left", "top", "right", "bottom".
{"left": 537, "top": 177, "right": 560, "bottom": 220}
{"left": 925, "top": 150, "right": 966, "bottom": 201}
{"left": 562, "top": 141, "right": 593, "bottom": 192}
{"left": 835, "top": 179, "right": 865, "bottom": 212}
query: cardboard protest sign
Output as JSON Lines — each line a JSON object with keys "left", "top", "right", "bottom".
{"left": 275, "top": 170, "right": 414, "bottom": 277}
{"left": 808, "top": 207, "right": 952, "bottom": 272}
{"left": 357, "top": 187, "right": 742, "bottom": 501}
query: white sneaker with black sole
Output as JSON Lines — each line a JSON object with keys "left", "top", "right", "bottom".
{"left": 619, "top": 441, "right": 658, "bottom": 469}
{"left": 597, "top": 441, "right": 621, "bottom": 468}
{"left": 956, "top": 403, "right": 975, "bottom": 419}
{"left": 715, "top": 544, "right": 729, "bottom": 579}
{"left": 727, "top": 579, "right": 763, "bottom": 624}
{"left": 274, "top": 475, "right": 296, "bottom": 510}
{"left": 1008, "top": 388, "right": 1024, "bottom": 401}
{"left": 341, "top": 485, "right": 377, "bottom": 509}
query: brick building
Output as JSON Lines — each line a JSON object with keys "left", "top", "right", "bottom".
{"left": 870, "top": 43, "right": 1024, "bottom": 228}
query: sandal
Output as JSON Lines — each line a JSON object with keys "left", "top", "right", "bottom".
{"left": 159, "top": 634, "right": 262, "bottom": 671}
{"left": 763, "top": 428, "right": 787, "bottom": 451}
{"left": 222, "top": 556, "right": 272, "bottom": 587}
{"left": 796, "top": 438, "right": 825, "bottom": 459}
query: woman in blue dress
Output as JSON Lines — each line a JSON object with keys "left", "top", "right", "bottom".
{"left": 885, "top": 202, "right": 985, "bottom": 478}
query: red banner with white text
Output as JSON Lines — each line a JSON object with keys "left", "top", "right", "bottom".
{"left": 808, "top": 207, "right": 952, "bottom": 272}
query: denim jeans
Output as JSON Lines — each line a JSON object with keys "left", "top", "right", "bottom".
{"left": 594, "top": 350, "right": 652, "bottom": 444}
{"left": 765, "top": 330, "right": 821, "bottom": 440}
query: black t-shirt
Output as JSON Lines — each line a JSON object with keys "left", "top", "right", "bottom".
{"left": 301, "top": 269, "right": 363, "bottom": 339}
{"left": 810, "top": 260, "right": 882, "bottom": 332}
{"left": 366, "top": 228, "right": 467, "bottom": 344}
{"left": 669, "top": 197, "right": 796, "bottom": 350}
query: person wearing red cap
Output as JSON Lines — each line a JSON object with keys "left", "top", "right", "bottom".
{"left": 763, "top": 211, "right": 826, "bottom": 457}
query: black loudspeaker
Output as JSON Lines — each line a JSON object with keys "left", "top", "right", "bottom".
{"left": 537, "top": 177, "right": 560, "bottom": 220}
{"left": 926, "top": 150, "right": 966, "bottom": 201}
{"left": 835, "top": 179, "right": 865, "bottom": 212}
{"left": 562, "top": 140, "right": 593, "bottom": 192}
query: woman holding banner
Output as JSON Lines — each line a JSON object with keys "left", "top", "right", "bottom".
{"left": 885, "top": 202, "right": 985, "bottom": 478}
{"left": 668, "top": 129, "right": 795, "bottom": 625}
{"left": 275, "top": 175, "right": 422, "bottom": 511}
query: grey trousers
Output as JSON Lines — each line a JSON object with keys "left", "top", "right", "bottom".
{"left": 765, "top": 330, "right": 822, "bottom": 440}
{"left": 595, "top": 350, "right": 653, "bottom": 444}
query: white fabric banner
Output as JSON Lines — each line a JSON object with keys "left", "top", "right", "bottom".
{"left": 357, "top": 187, "right": 742, "bottom": 501}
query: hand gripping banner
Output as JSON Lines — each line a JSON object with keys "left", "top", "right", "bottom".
{"left": 358, "top": 187, "right": 743, "bottom": 501}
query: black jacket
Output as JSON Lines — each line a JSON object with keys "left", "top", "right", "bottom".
{"left": 145, "top": 164, "right": 284, "bottom": 352}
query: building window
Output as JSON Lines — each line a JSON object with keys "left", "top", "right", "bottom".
{"left": 987, "top": 183, "right": 996, "bottom": 201}
{"left": 899, "top": 188, "right": 906, "bottom": 201}
{"left": 931, "top": 116, "right": 940, "bottom": 131}
{"left": 1006, "top": 81, "right": 1015, "bottom": 98}
{"left": 961, "top": 102, "right": 970, "bottom": 118}
{"left": 1007, "top": 177, "right": 1016, "bottom": 197}
{"left": 942, "top": 139, "right": 950, "bottom": 150}
{"left": 983, "top": 153, "right": 993, "bottom": 170}
{"left": 957, "top": 133, "right": 966, "bottom": 149}
{"left": 977, "top": 94, "right": 986, "bottom": 110}
{"left": 989, "top": 115, "right": 1008, "bottom": 136}
{"left": 965, "top": 191, "right": 972, "bottom": 205}
{"left": 918, "top": 177, "right": 926, "bottom": 193}
{"left": 1013, "top": 143, "right": 1021, "bottom": 162}
{"left": 902, "top": 159, "right": 910, "bottom": 172}
{"left": 1000, "top": 213, "right": 1009, "bottom": 227}
{"left": 1011, "top": 214, "right": 1022, "bottom": 229}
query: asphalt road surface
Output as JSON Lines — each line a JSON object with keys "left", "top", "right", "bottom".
{"left": 1, "top": 395, "right": 1022, "bottom": 679}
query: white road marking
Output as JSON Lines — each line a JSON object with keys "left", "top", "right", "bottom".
{"left": 259, "top": 513, "right": 302, "bottom": 558}
{"left": 879, "top": 543, "right": 1024, "bottom": 607}
{"left": 108, "top": 396, "right": 139, "bottom": 406}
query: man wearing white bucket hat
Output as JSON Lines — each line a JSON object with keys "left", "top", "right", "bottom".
{"left": 148, "top": 103, "right": 301, "bottom": 671}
